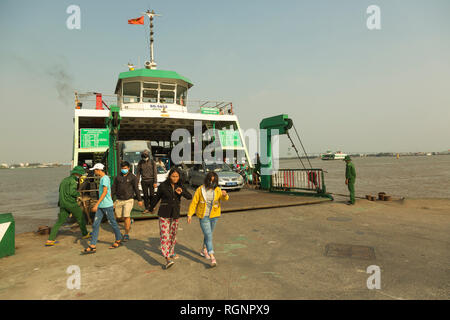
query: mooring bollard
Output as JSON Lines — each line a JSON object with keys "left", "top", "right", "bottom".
{"left": 0, "top": 213, "right": 15, "bottom": 258}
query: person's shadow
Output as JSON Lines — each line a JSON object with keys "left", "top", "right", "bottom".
{"left": 124, "top": 236, "right": 211, "bottom": 269}
{"left": 92, "top": 218, "right": 211, "bottom": 269}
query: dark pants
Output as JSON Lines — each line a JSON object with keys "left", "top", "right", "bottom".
{"left": 348, "top": 180, "right": 356, "bottom": 204}
{"left": 141, "top": 180, "right": 155, "bottom": 210}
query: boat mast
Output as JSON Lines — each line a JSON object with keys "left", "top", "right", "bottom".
{"left": 143, "top": 9, "right": 161, "bottom": 70}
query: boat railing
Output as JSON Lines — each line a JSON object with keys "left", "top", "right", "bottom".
{"left": 186, "top": 100, "right": 234, "bottom": 115}
{"left": 271, "top": 169, "right": 327, "bottom": 194}
{"left": 75, "top": 93, "right": 118, "bottom": 110}
{"left": 74, "top": 93, "right": 235, "bottom": 115}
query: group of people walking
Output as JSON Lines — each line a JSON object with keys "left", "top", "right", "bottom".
{"left": 45, "top": 151, "right": 356, "bottom": 269}
{"left": 46, "top": 152, "right": 228, "bottom": 269}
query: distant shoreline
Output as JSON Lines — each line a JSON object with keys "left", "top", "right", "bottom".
{"left": 278, "top": 153, "right": 450, "bottom": 160}
{"left": 0, "top": 164, "right": 67, "bottom": 170}
{"left": 1, "top": 152, "right": 449, "bottom": 167}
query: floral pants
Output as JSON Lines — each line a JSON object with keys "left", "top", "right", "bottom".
{"left": 159, "top": 217, "right": 179, "bottom": 258}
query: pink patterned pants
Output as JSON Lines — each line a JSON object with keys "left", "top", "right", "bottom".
{"left": 159, "top": 217, "right": 179, "bottom": 258}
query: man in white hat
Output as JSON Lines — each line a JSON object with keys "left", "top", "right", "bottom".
{"left": 82, "top": 163, "right": 123, "bottom": 254}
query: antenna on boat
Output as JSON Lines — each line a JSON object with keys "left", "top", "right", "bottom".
{"left": 142, "top": 9, "right": 161, "bottom": 70}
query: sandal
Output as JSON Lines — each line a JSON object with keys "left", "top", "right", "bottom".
{"left": 170, "top": 254, "right": 179, "bottom": 260}
{"left": 45, "top": 240, "right": 59, "bottom": 247}
{"left": 82, "top": 245, "right": 96, "bottom": 254}
{"left": 109, "top": 240, "right": 122, "bottom": 249}
{"left": 165, "top": 259, "right": 175, "bottom": 269}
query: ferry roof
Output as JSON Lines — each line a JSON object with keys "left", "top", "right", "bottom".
{"left": 115, "top": 68, "right": 193, "bottom": 93}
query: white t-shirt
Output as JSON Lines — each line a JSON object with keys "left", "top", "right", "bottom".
{"left": 204, "top": 188, "right": 215, "bottom": 217}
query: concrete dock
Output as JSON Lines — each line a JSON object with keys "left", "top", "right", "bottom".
{"left": 0, "top": 194, "right": 449, "bottom": 300}
{"left": 133, "top": 188, "right": 332, "bottom": 219}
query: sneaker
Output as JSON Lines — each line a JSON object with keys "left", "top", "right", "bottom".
{"left": 200, "top": 247, "right": 211, "bottom": 259}
{"left": 123, "top": 234, "right": 130, "bottom": 242}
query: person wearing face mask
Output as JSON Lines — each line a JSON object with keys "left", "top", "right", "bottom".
{"left": 111, "top": 161, "right": 144, "bottom": 241}
{"left": 136, "top": 150, "right": 158, "bottom": 214}
{"left": 82, "top": 163, "right": 123, "bottom": 254}
{"left": 149, "top": 168, "right": 192, "bottom": 269}
{"left": 187, "top": 171, "right": 229, "bottom": 268}
{"left": 45, "top": 166, "right": 91, "bottom": 246}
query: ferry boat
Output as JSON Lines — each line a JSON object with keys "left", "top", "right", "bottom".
{"left": 72, "top": 10, "right": 252, "bottom": 182}
{"left": 320, "top": 150, "right": 347, "bottom": 160}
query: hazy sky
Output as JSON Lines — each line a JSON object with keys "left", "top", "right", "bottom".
{"left": 1, "top": 0, "right": 449, "bottom": 163}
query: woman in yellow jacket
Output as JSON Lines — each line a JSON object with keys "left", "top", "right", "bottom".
{"left": 187, "top": 172, "right": 229, "bottom": 267}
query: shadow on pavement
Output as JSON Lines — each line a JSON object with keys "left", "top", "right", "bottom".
{"left": 124, "top": 237, "right": 211, "bottom": 269}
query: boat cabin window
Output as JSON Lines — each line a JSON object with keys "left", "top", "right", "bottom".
{"left": 159, "top": 83, "right": 175, "bottom": 104}
{"left": 142, "top": 89, "right": 158, "bottom": 103}
{"left": 159, "top": 91, "right": 175, "bottom": 104}
{"left": 176, "top": 86, "right": 187, "bottom": 106}
{"left": 160, "top": 83, "right": 175, "bottom": 90}
{"left": 122, "top": 82, "right": 141, "bottom": 103}
{"left": 122, "top": 81, "right": 185, "bottom": 105}
{"left": 142, "top": 82, "right": 158, "bottom": 103}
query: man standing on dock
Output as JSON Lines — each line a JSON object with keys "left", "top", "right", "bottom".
{"left": 112, "top": 161, "right": 144, "bottom": 241}
{"left": 136, "top": 150, "right": 158, "bottom": 214}
{"left": 45, "top": 166, "right": 91, "bottom": 246}
{"left": 344, "top": 156, "right": 356, "bottom": 205}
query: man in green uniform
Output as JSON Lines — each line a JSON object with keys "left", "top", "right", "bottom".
{"left": 45, "top": 166, "right": 91, "bottom": 246}
{"left": 344, "top": 156, "right": 356, "bottom": 205}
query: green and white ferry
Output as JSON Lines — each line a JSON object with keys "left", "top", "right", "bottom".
{"left": 72, "top": 10, "right": 252, "bottom": 172}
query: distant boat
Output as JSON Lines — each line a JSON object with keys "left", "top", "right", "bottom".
{"left": 321, "top": 150, "right": 347, "bottom": 160}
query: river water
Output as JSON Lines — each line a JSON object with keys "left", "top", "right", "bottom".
{"left": 0, "top": 155, "right": 449, "bottom": 233}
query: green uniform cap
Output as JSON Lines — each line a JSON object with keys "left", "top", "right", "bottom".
{"left": 71, "top": 166, "right": 85, "bottom": 175}
{"left": 344, "top": 156, "right": 351, "bottom": 161}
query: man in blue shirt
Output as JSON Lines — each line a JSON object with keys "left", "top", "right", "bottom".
{"left": 83, "top": 163, "right": 122, "bottom": 254}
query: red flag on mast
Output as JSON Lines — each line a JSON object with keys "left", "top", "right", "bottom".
{"left": 128, "top": 16, "right": 144, "bottom": 25}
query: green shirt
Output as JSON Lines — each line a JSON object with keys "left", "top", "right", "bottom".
{"left": 58, "top": 175, "right": 80, "bottom": 208}
{"left": 345, "top": 162, "right": 356, "bottom": 181}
